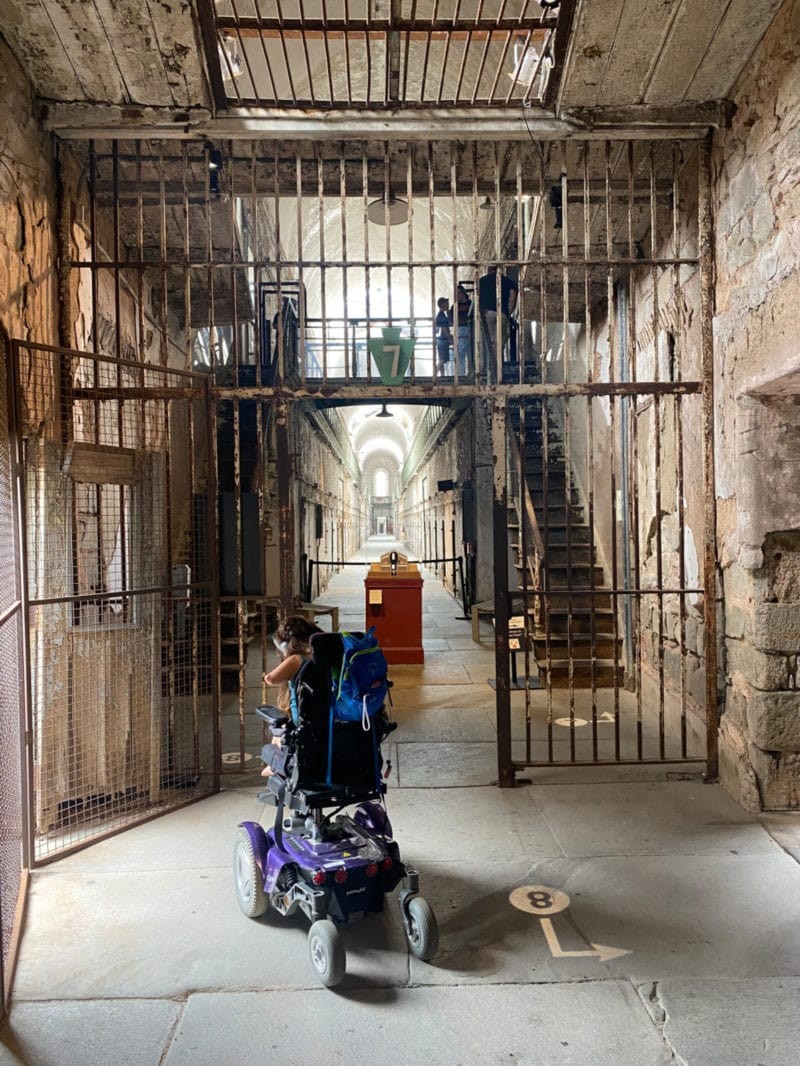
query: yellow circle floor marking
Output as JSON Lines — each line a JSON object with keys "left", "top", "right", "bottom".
{"left": 509, "top": 884, "right": 571, "bottom": 916}
{"left": 221, "top": 751, "right": 255, "bottom": 764}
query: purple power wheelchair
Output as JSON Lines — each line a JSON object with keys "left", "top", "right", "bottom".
{"left": 233, "top": 631, "right": 438, "bottom": 987}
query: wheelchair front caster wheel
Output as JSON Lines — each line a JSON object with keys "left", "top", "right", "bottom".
{"left": 308, "top": 919, "right": 346, "bottom": 988}
{"left": 402, "top": 895, "right": 439, "bottom": 961}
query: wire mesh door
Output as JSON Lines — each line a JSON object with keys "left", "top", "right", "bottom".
{"left": 0, "top": 330, "right": 26, "bottom": 1015}
{"left": 12, "top": 342, "right": 219, "bottom": 864}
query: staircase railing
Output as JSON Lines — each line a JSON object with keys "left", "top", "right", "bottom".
{"left": 506, "top": 412, "right": 546, "bottom": 622}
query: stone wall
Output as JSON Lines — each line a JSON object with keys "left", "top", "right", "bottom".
{"left": 713, "top": 0, "right": 800, "bottom": 809}
{"left": 0, "top": 35, "right": 58, "bottom": 345}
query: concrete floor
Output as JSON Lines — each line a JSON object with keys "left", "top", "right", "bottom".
{"left": 3, "top": 537, "right": 800, "bottom": 1065}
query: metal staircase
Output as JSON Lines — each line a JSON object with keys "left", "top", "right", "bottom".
{"left": 508, "top": 398, "right": 623, "bottom": 689}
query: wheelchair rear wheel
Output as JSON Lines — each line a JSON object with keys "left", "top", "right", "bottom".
{"left": 233, "top": 827, "right": 269, "bottom": 919}
{"left": 308, "top": 919, "right": 346, "bottom": 988}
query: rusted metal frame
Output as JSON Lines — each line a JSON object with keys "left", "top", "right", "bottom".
{"left": 70, "top": 253, "right": 701, "bottom": 270}
{"left": 492, "top": 395, "right": 514, "bottom": 786}
{"left": 275, "top": 1, "right": 298, "bottom": 104}
{"left": 648, "top": 143, "right": 667, "bottom": 760}
{"left": 605, "top": 139, "right": 621, "bottom": 759}
{"left": 511, "top": 141, "right": 524, "bottom": 387}
{"left": 226, "top": 1, "right": 258, "bottom": 104}
{"left": 383, "top": 143, "right": 394, "bottom": 343}
{"left": 698, "top": 136, "right": 718, "bottom": 781}
{"left": 418, "top": 0, "right": 437, "bottom": 102}
{"left": 317, "top": 151, "right": 330, "bottom": 380}
{"left": 542, "top": 0, "right": 578, "bottom": 110}
{"left": 470, "top": 22, "right": 493, "bottom": 105}
{"left": 70, "top": 386, "right": 203, "bottom": 401}
{"left": 296, "top": 11, "right": 317, "bottom": 107}
{"left": 450, "top": 143, "right": 459, "bottom": 384}
{"left": 248, "top": 0, "right": 279, "bottom": 101}
{"left": 343, "top": 0, "right": 354, "bottom": 104}
{"left": 274, "top": 397, "right": 294, "bottom": 617}
{"left": 195, "top": 0, "right": 229, "bottom": 110}
{"left": 361, "top": 148, "right": 372, "bottom": 384}
{"left": 339, "top": 154, "right": 349, "bottom": 386}
{"left": 232, "top": 392, "right": 247, "bottom": 765}
{"left": 387, "top": 0, "right": 402, "bottom": 103}
{"left": 319, "top": 0, "right": 336, "bottom": 103}
{"left": 88, "top": 138, "right": 99, "bottom": 502}
{"left": 228, "top": 143, "right": 241, "bottom": 384}
{"left": 159, "top": 147, "right": 170, "bottom": 368}
{"left": 215, "top": 17, "right": 558, "bottom": 34}
{"left": 8, "top": 343, "right": 35, "bottom": 871}
{"left": 453, "top": 29, "right": 472, "bottom": 102}
{"left": 185, "top": 391, "right": 201, "bottom": 773}
{"left": 163, "top": 395, "right": 178, "bottom": 777}
{"left": 427, "top": 141, "right": 437, "bottom": 382}
{"left": 406, "top": 144, "right": 415, "bottom": 384}
{"left": 491, "top": 141, "right": 502, "bottom": 385}
{"left": 487, "top": 29, "right": 515, "bottom": 105}
{"left": 29, "top": 581, "right": 223, "bottom": 609}
{"left": 16, "top": 342, "right": 210, "bottom": 378}
{"left": 582, "top": 143, "right": 599, "bottom": 756}
{"left": 671, "top": 142, "right": 689, "bottom": 758}
{"left": 558, "top": 144, "right": 577, "bottom": 751}
{"left": 623, "top": 140, "right": 644, "bottom": 759}
{"left": 291, "top": 152, "right": 302, "bottom": 384}
{"left": 111, "top": 142, "right": 130, "bottom": 620}
{"left": 514, "top": 757, "right": 705, "bottom": 769}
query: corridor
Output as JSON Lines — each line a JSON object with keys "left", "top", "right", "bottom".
{"left": 3, "top": 538, "right": 800, "bottom": 1065}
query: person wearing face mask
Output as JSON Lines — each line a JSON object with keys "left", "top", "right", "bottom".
{"left": 260, "top": 615, "right": 322, "bottom": 777}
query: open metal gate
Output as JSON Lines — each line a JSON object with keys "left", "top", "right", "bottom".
{"left": 11, "top": 342, "right": 218, "bottom": 863}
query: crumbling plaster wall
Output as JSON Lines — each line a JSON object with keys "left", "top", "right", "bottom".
{"left": 713, "top": 0, "right": 800, "bottom": 810}
{"left": 0, "top": 35, "right": 58, "bottom": 345}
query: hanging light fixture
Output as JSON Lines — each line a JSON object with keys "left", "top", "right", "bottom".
{"left": 479, "top": 196, "right": 495, "bottom": 211}
{"left": 508, "top": 41, "right": 540, "bottom": 87}
{"left": 374, "top": 402, "right": 394, "bottom": 418}
{"left": 366, "top": 192, "right": 408, "bottom": 226}
{"left": 218, "top": 32, "right": 244, "bottom": 83}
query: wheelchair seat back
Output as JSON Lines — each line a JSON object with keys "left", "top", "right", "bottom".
{"left": 290, "top": 632, "right": 383, "bottom": 793}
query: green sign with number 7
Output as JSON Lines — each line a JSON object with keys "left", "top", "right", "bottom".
{"left": 368, "top": 327, "right": 415, "bottom": 384}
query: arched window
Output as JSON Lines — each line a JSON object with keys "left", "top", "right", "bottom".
{"left": 374, "top": 468, "right": 389, "bottom": 497}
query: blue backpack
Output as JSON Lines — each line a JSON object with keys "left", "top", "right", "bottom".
{"left": 334, "top": 628, "right": 389, "bottom": 729}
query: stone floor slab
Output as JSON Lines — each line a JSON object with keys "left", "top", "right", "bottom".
{"left": 0, "top": 999, "right": 180, "bottom": 1066}
{"left": 163, "top": 983, "right": 672, "bottom": 1066}
{"left": 644, "top": 977, "right": 800, "bottom": 1066}
{"left": 532, "top": 781, "right": 777, "bottom": 857}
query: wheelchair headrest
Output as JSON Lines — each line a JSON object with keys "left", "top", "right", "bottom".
{"left": 308, "top": 631, "right": 345, "bottom": 669}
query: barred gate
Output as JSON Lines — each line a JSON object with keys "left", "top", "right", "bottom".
{"left": 11, "top": 342, "right": 218, "bottom": 864}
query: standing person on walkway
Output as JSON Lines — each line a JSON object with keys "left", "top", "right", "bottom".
{"left": 435, "top": 296, "right": 453, "bottom": 377}
{"left": 453, "top": 283, "right": 473, "bottom": 378}
{"left": 478, "top": 265, "right": 518, "bottom": 373}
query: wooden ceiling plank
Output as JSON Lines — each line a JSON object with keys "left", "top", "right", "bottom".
{"left": 91, "top": 0, "right": 174, "bottom": 106}
{"left": 686, "top": 0, "right": 785, "bottom": 101}
{"left": 0, "top": 0, "right": 85, "bottom": 100}
{"left": 557, "top": 0, "right": 627, "bottom": 109}
{"left": 595, "top": 0, "right": 684, "bottom": 106}
{"left": 642, "top": 0, "right": 726, "bottom": 106}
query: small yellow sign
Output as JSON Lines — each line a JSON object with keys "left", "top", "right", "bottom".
{"left": 369, "top": 589, "right": 383, "bottom": 605}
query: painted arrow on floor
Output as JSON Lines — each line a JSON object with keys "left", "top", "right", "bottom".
{"left": 508, "top": 885, "right": 631, "bottom": 962}
{"left": 539, "top": 917, "right": 632, "bottom": 962}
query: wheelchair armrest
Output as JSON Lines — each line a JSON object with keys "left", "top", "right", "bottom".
{"left": 255, "top": 704, "right": 290, "bottom": 728}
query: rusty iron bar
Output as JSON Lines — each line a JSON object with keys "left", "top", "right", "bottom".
{"left": 699, "top": 136, "right": 719, "bottom": 782}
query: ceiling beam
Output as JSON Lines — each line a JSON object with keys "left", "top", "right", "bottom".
{"left": 44, "top": 101, "right": 728, "bottom": 141}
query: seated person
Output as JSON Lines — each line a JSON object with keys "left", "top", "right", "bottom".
{"left": 261, "top": 615, "right": 322, "bottom": 777}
